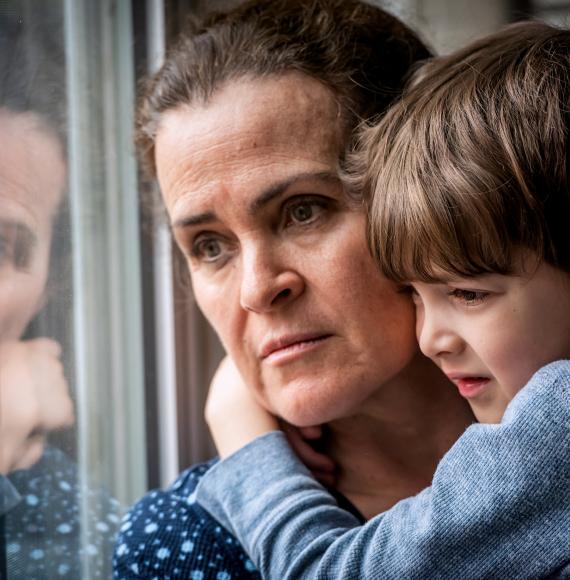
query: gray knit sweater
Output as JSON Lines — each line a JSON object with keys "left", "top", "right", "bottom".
{"left": 196, "top": 360, "right": 570, "bottom": 579}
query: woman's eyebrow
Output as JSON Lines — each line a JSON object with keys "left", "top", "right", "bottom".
{"left": 173, "top": 171, "right": 340, "bottom": 229}
{"left": 173, "top": 211, "right": 216, "bottom": 229}
{"left": 247, "top": 171, "right": 340, "bottom": 215}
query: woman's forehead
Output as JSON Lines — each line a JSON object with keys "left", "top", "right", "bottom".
{"left": 155, "top": 74, "right": 345, "bottom": 213}
{"left": 157, "top": 74, "right": 342, "bottom": 160}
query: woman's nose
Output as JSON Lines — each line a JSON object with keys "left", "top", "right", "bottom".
{"left": 239, "top": 249, "right": 304, "bottom": 313}
{"left": 416, "top": 309, "right": 464, "bottom": 360}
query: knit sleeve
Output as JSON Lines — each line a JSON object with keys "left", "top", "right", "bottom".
{"left": 196, "top": 360, "right": 570, "bottom": 579}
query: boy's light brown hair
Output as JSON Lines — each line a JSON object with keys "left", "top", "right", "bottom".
{"left": 356, "top": 21, "right": 570, "bottom": 282}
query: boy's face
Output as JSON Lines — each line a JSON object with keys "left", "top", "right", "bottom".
{"left": 410, "top": 258, "right": 570, "bottom": 423}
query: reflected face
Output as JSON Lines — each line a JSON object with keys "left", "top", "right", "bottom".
{"left": 411, "top": 261, "right": 570, "bottom": 423}
{"left": 156, "top": 74, "right": 417, "bottom": 426}
{"left": 0, "top": 110, "right": 65, "bottom": 339}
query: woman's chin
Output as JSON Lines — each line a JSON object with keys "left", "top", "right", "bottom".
{"left": 266, "top": 389, "right": 354, "bottom": 428}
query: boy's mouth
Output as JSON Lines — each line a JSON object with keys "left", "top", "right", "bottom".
{"left": 445, "top": 374, "right": 491, "bottom": 399}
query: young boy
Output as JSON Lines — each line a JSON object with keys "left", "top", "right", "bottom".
{"left": 194, "top": 21, "right": 570, "bottom": 578}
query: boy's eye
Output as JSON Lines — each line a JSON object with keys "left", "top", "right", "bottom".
{"left": 449, "top": 288, "right": 489, "bottom": 305}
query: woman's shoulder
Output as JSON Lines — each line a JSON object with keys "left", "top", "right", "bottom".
{"left": 113, "top": 460, "right": 260, "bottom": 579}
{"left": 160, "top": 458, "right": 219, "bottom": 498}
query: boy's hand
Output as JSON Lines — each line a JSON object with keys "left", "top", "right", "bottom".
{"left": 205, "top": 357, "right": 337, "bottom": 483}
{"left": 281, "top": 423, "right": 337, "bottom": 487}
{"left": 0, "top": 338, "right": 74, "bottom": 474}
{"left": 205, "top": 356, "right": 278, "bottom": 458}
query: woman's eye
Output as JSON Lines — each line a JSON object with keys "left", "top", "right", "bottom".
{"left": 0, "top": 221, "right": 35, "bottom": 271}
{"left": 283, "top": 197, "right": 328, "bottom": 227}
{"left": 291, "top": 203, "right": 314, "bottom": 222}
{"left": 449, "top": 288, "right": 489, "bottom": 305}
{"left": 191, "top": 236, "right": 228, "bottom": 263}
{"left": 0, "top": 235, "right": 9, "bottom": 267}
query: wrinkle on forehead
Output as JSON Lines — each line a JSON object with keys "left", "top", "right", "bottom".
{"left": 155, "top": 73, "right": 344, "bottom": 211}
{"left": 166, "top": 72, "right": 342, "bottom": 147}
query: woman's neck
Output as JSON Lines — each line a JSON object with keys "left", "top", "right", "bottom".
{"left": 326, "top": 352, "right": 474, "bottom": 519}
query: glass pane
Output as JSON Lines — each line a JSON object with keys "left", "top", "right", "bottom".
{"left": 0, "top": 0, "right": 146, "bottom": 577}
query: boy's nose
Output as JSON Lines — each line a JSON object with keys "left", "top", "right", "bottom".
{"left": 417, "top": 309, "right": 464, "bottom": 360}
{"left": 239, "top": 248, "right": 304, "bottom": 313}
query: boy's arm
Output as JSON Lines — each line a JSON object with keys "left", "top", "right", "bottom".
{"left": 196, "top": 361, "right": 570, "bottom": 579}
{"left": 205, "top": 356, "right": 337, "bottom": 484}
{"left": 204, "top": 356, "right": 279, "bottom": 457}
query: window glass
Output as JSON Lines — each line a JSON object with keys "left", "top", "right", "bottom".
{"left": 0, "top": 1, "right": 146, "bottom": 577}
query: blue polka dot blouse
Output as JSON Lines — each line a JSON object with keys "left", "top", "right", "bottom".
{"left": 113, "top": 460, "right": 260, "bottom": 579}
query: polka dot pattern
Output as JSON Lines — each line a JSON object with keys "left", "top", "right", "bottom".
{"left": 3, "top": 446, "right": 122, "bottom": 578}
{"left": 113, "top": 460, "right": 261, "bottom": 579}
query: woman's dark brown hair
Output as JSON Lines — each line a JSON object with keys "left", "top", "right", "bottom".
{"left": 358, "top": 21, "right": 570, "bottom": 282}
{"left": 136, "top": 0, "right": 431, "bottom": 178}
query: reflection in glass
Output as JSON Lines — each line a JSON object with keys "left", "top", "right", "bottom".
{"left": 0, "top": 4, "right": 125, "bottom": 577}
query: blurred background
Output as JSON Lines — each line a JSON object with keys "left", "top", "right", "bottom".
{"left": 0, "top": 0, "right": 568, "bottom": 576}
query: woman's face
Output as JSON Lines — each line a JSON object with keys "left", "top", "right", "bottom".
{"left": 0, "top": 110, "right": 64, "bottom": 340}
{"left": 156, "top": 74, "right": 418, "bottom": 426}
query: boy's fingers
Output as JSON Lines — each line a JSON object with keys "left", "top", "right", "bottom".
{"left": 312, "top": 470, "right": 337, "bottom": 488}
{"left": 297, "top": 425, "right": 323, "bottom": 440}
{"left": 284, "top": 426, "right": 336, "bottom": 473}
{"left": 302, "top": 446, "right": 336, "bottom": 473}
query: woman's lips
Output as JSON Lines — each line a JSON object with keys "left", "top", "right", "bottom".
{"left": 447, "top": 374, "right": 491, "bottom": 399}
{"left": 261, "top": 334, "right": 333, "bottom": 366}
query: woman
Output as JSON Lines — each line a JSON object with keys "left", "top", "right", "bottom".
{"left": 113, "top": 1, "right": 474, "bottom": 577}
